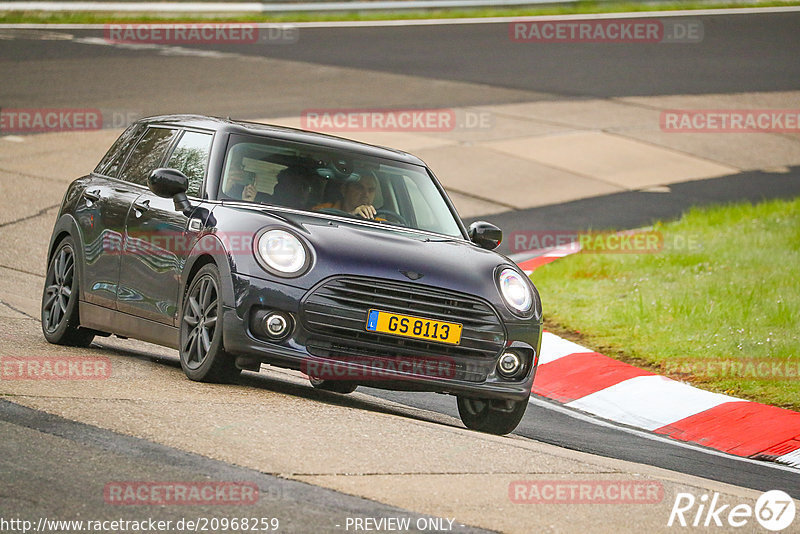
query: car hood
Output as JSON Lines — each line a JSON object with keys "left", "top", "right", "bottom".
{"left": 254, "top": 209, "right": 511, "bottom": 296}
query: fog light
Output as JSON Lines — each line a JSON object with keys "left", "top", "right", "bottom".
{"left": 262, "top": 312, "right": 291, "bottom": 339}
{"left": 497, "top": 351, "right": 522, "bottom": 378}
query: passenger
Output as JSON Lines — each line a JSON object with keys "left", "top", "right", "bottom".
{"left": 272, "top": 167, "right": 315, "bottom": 210}
{"left": 314, "top": 172, "right": 379, "bottom": 219}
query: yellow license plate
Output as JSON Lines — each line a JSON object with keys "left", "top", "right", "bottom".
{"left": 365, "top": 309, "right": 462, "bottom": 345}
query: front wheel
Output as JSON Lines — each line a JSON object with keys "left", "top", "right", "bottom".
{"left": 41, "top": 237, "right": 95, "bottom": 347}
{"left": 457, "top": 395, "right": 529, "bottom": 435}
{"left": 179, "top": 264, "right": 240, "bottom": 383}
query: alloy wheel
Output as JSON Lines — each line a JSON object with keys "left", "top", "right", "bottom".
{"left": 182, "top": 274, "right": 219, "bottom": 370}
{"left": 43, "top": 245, "right": 75, "bottom": 333}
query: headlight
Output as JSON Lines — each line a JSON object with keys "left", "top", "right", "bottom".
{"left": 255, "top": 229, "right": 310, "bottom": 277}
{"left": 498, "top": 268, "right": 533, "bottom": 315}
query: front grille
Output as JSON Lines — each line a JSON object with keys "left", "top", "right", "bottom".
{"left": 301, "top": 276, "right": 506, "bottom": 382}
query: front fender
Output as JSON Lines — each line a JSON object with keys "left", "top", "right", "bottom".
{"left": 47, "top": 213, "right": 86, "bottom": 300}
{"left": 181, "top": 233, "right": 237, "bottom": 312}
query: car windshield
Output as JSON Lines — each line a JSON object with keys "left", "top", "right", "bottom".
{"left": 220, "top": 134, "right": 464, "bottom": 238}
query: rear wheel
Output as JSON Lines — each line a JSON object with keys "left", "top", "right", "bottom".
{"left": 179, "top": 264, "right": 240, "bottom": 383}
{"left": 457, "top": 395, "right": 529, "bottom": 435}
{"left": 309, "top": 376, "right": 358, "bottom": 394}
{"left": 41, "top": 237, "right": 94, "bottom": 347}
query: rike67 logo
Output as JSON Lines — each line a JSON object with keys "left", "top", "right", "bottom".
{"left": 668, "top": 490, "right": 795, "bottom": 531}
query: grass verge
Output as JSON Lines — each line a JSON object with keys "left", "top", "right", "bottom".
{"left": 531, "top": 197, "right": 800, "bottom": 411}
{"left": 0, "top": 0, "right": 799, "bottom": 24}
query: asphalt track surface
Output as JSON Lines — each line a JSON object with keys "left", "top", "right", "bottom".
{"left": 360, "top": 389, "right": 800, "bottom": 499}
{"left": 0, "top": 400, "right": 490, "bottom": 533}
{"left": 197, "top": 13, "right": 800, "bottom": 99}
{"left": 1, "top": 12, "right": 799, "bottom": 113}
{"left": 485, "top": 167, "right": 800, "bottom": 256}
{"left": 1, "top": 10, "right": 799, "bottom": 527}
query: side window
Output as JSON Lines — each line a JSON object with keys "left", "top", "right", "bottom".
{"left": 119, "top": 127, "right": 179, "bottom": 186}
{"left": 96, "top": 123, "right": 145, "bottom": 177}
{"left": 166, "top": 130, "right": 213, "bottom": 197}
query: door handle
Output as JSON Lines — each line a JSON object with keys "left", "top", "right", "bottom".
{"left": 84, "top": 189, "right": 101, "bottom": 202}
{"left": 133, "top": 199, "right": 150, "bottom": 217}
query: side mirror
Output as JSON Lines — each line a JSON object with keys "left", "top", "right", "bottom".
{"left": 468, "top": 221, "right": 503, "bottom": 250}
{"left": 148, "top": 168, "right": 192, "bottom": 213}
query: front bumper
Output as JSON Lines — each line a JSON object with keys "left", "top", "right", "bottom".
{"left": 222, "top": 273, "right": 542, "bottom": 402}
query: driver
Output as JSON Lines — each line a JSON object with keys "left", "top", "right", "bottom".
{"left": 314, "top": 172, "right": 379, "bottom": 219}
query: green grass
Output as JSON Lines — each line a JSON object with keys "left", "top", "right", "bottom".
{"left": 1, "top": 0, "right": 798, "bottom": 24}
{"left": 531, "top": 197, "right": 800, "bottom": 411}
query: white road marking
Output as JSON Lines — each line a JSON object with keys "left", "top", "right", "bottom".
{"left": 0, "top": 0, "right": 574, "bottom": 13}
{"left": 528, "top": 395, "right": 800, "bottom": 475}
{"left": 0, "top": 6, "right": 799, "bottom": 30}
{"left": 776, "top": 449, "right": 800, "bottom": 468}
{"left": 538, "top": 331, "right": 592, "bottom": 366}
{"left": 565, "top": 374, "right": 740, "bottom": 431}
{"left": 73, "top": 36, "right": 245, "bottom": 58}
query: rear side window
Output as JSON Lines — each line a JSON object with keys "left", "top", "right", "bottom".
{"left": 119, "top": 127, "right": 179, "bottom": 186}
{"left": 95, "top": 123, "right": 145, "bottom": 177}
{"left": 166, "top": 130, "right": 213, "bottom": 197}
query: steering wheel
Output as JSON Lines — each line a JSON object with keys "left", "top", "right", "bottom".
{"left": 317, "top": 207, "right": 408, "bottom": 227}
{"left": 375, "top": 209, "right": 408, "bottom": 227}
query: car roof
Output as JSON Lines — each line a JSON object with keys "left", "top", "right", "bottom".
{"left": 138, "top": 114, "right": 427, "bottom": 166}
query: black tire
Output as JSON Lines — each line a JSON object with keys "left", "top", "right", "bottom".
{"left": 309, "top": 376, "right": 358, "bottom": 394}
{"left": 456, "top": 395, "right": 529, "bottom": 435}
{"left": 179, "top": 264, "right": 240, "bottom": 383}
{"left": 41, "top": 237, "right": 95, "bottom": 347}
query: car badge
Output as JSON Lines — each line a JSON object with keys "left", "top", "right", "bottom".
{"left": 400, "top": 270, "right": 423, "bottom": 281}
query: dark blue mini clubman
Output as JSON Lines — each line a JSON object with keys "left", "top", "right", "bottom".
{"left": 42, "top": 115, "right": 542, "bottom": 434}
